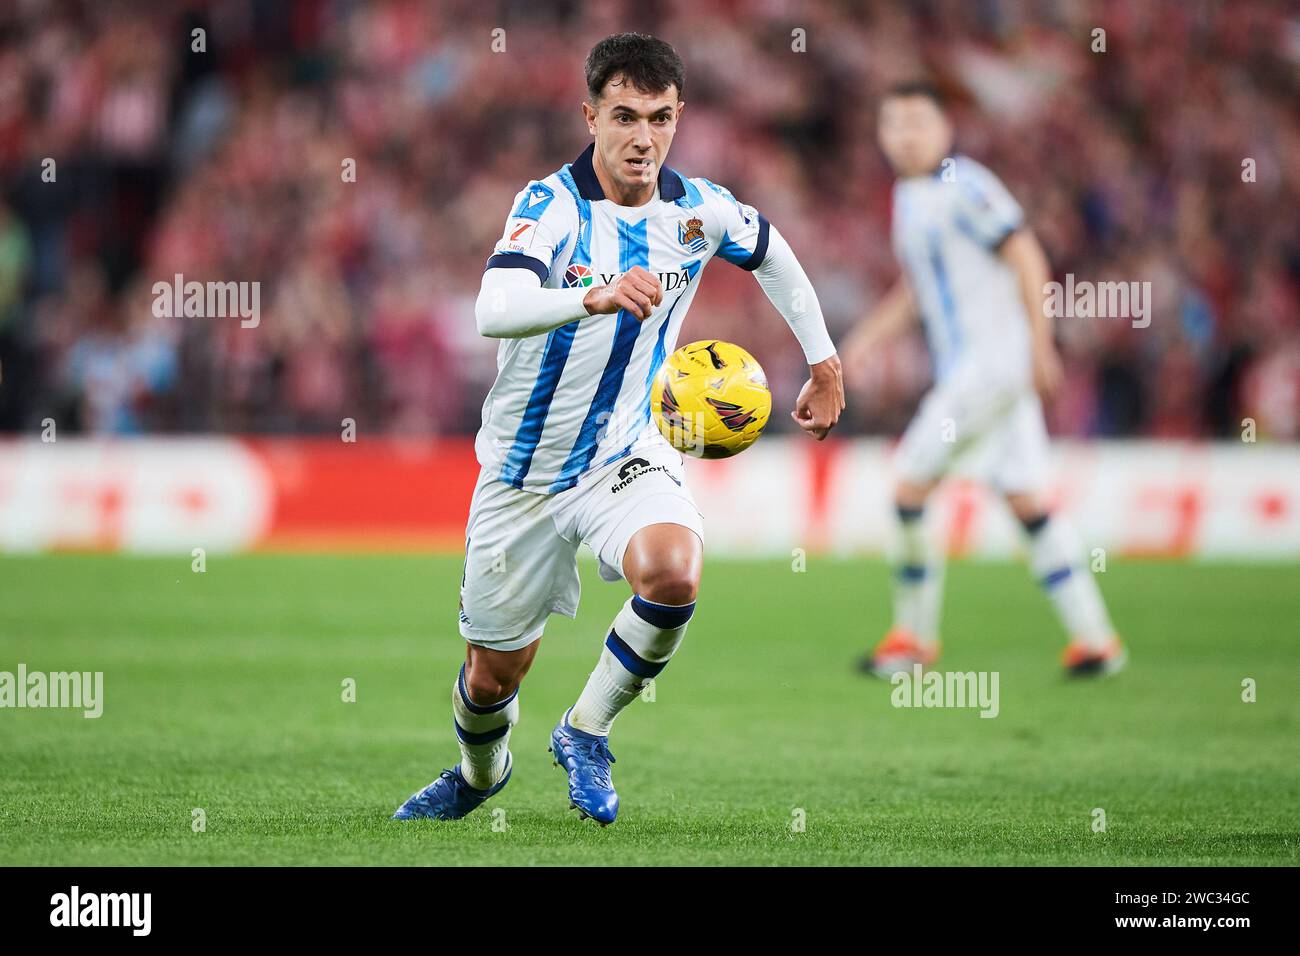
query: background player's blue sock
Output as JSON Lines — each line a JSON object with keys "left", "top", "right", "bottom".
{"left": 452, "top": 664, "right": 518, "bottom": 790}
{"left": 1024, "top": 514, "right": 1115, "bottom": 649}
{"left": 569, "top": 595, "right": 695, "bottom": 736}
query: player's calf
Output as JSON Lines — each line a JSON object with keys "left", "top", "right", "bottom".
{"left": 544, "top": 522, "right": 699, "bottom": 824}
{"left": 462, "top": 641, "right": 535, "bottom": 715}
{"left": 556, "top": 592, "right": 696, "bottom": 825}
{"left": 567, "top": 521, "right": 700, "bottom": 736}
{"left": 453, "top": 661, "right": 520, "bottom": 790}
{"left": 1017, "top": 508, "right": 1126, "bottom": 676}
{"left": 392, "top": 642, "right": 535, "bottom": 820}
{"left": 861, "top": 497, "right": 944, "bottom": 677}
{"left": 391, "top": 663, "right": 520, "bottom": 820}
{"left": 569, "top": 592, "right": 695, "bottom": 736}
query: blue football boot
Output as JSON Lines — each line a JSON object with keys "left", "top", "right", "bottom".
{"left": 549, "top": 709, "right": 618, "bottom": 826}
{"left": 392, "top": 754, "right": 512, "bottom": 820}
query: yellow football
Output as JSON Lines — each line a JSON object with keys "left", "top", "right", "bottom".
{"left": 650, "top": 340, "right": 772, "bottom": 458}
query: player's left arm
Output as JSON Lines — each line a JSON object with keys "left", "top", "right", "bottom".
{"left": 999, "top": 228, "right": 1063, "bottom": 402}
{"left": 703, "top": 180, "right": 843, "bottom": 440}
{"left": 955, "top": 159, "right": 1063, "bottom": 402}
{"left": 751, "top": 227, "right": 844, "bottom": 440}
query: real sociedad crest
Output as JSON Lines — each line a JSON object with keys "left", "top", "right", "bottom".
{"left": 678, "top": 217, "right": 707, "bottom": 254}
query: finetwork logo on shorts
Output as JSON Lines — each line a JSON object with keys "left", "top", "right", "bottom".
{"left": 0, "top": 664, "right": 103, "bottom": 718}
{"left": 50, "top": 886, "right": 151, "bottom": 936}
{"left": 610, "top": 457, "right": 680, "bottom": 493}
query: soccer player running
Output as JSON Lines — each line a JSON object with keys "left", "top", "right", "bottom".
{"left": 842, "top": 83, "right": 1125, "bottom": 679}
{"left": 394, "top": 34, "right": 843, "bottom": 824}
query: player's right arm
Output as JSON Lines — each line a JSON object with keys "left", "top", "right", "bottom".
{"left": 474, "top": 180, "right": 662, "bottom": 338}
{"left": 578, "top": 269, "right": 662, "bottom": 321}
{"left": 840, "top": 275, "right": 917, "bottom": 390}
{"left": 475, "top": 267, "right": 662, "bottom": 338}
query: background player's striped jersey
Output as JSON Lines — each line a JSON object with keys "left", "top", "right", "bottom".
{"left": 890, "top": 155, "right": 1029, "bottom": 383}
{"left": 476, "top": 144, "right": 770, "bottom": 494}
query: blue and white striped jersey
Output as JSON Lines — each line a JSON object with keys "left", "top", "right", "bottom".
{"left": 891, "top": 155, "right": 1029, "bottom": 382}
{"left": 476, "top": 143, "right": 771, "bottom": 494}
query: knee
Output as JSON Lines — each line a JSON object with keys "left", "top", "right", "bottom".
{"left": 465, "top": 659, "right": 524, "bottom": 706}
{"left": 895, "top": 480, "right": 934, "bottom": 513}
{"left": 635, "top": 564, "right": 700, "bottom": 607}
{"left": 1005, "top": 492, "right": 1048, "bottom": 528}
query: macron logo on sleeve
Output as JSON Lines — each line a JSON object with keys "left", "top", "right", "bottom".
{"left": 513, "top": 182, "right": 555, "bottom": 221}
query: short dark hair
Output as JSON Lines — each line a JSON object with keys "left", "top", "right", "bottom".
{"left": 883, "top": 81, "right": 945, "bottom": 108}
{"left": 585, "top": 33, "right": 685, "bottom": 101}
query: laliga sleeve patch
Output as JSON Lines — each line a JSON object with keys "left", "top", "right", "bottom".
{"left": 500, "top": 219, "right": 537, "bottom": 253}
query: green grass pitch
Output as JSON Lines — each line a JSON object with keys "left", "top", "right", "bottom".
{"left": 1, "top": 553, "right": 1296, "bottom": 866}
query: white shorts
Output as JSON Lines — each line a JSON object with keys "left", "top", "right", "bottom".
{"left": 894, "top": 367, "right": 1050, "bottom": 495}
{"left": 458, "top": 443, "right": 704, "bottom": 651}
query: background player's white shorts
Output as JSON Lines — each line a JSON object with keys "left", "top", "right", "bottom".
{"left": 458, "top": 443, "right": 704, "bottom": 651}
{"left": 894, "top": 362, "right": 1049, "bottom": 495}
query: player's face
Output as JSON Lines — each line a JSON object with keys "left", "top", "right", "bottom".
{"left": 878, "top": 95, "right": 953, "bottom": 177}
{"left": 583, "top": 78, "right": 684, "bottom": 202}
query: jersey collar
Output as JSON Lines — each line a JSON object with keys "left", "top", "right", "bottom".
{"left": 570, "top": 142, "right": 686, "bottom": 203}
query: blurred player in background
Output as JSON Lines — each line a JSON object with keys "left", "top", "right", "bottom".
{"left": 843, "top": 82, "right": 1124, "bottom": 679}
{"left": 394, "top": 33, "right": 843, "bottom": 825}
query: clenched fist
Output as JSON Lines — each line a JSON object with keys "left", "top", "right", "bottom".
{"left": 583, "top": 266, "right": 663, "bottom": 321}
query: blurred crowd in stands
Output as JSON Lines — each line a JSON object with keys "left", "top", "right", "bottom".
{"left": 1, "top": 0, "right": 1297, "bottom": 439}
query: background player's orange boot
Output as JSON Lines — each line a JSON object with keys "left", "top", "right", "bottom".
{"left": 1062, "top": 636, "right": 1127, "bottom": 677}
{"left": 858, "top": 627, "right": 940, "bottom": 679}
